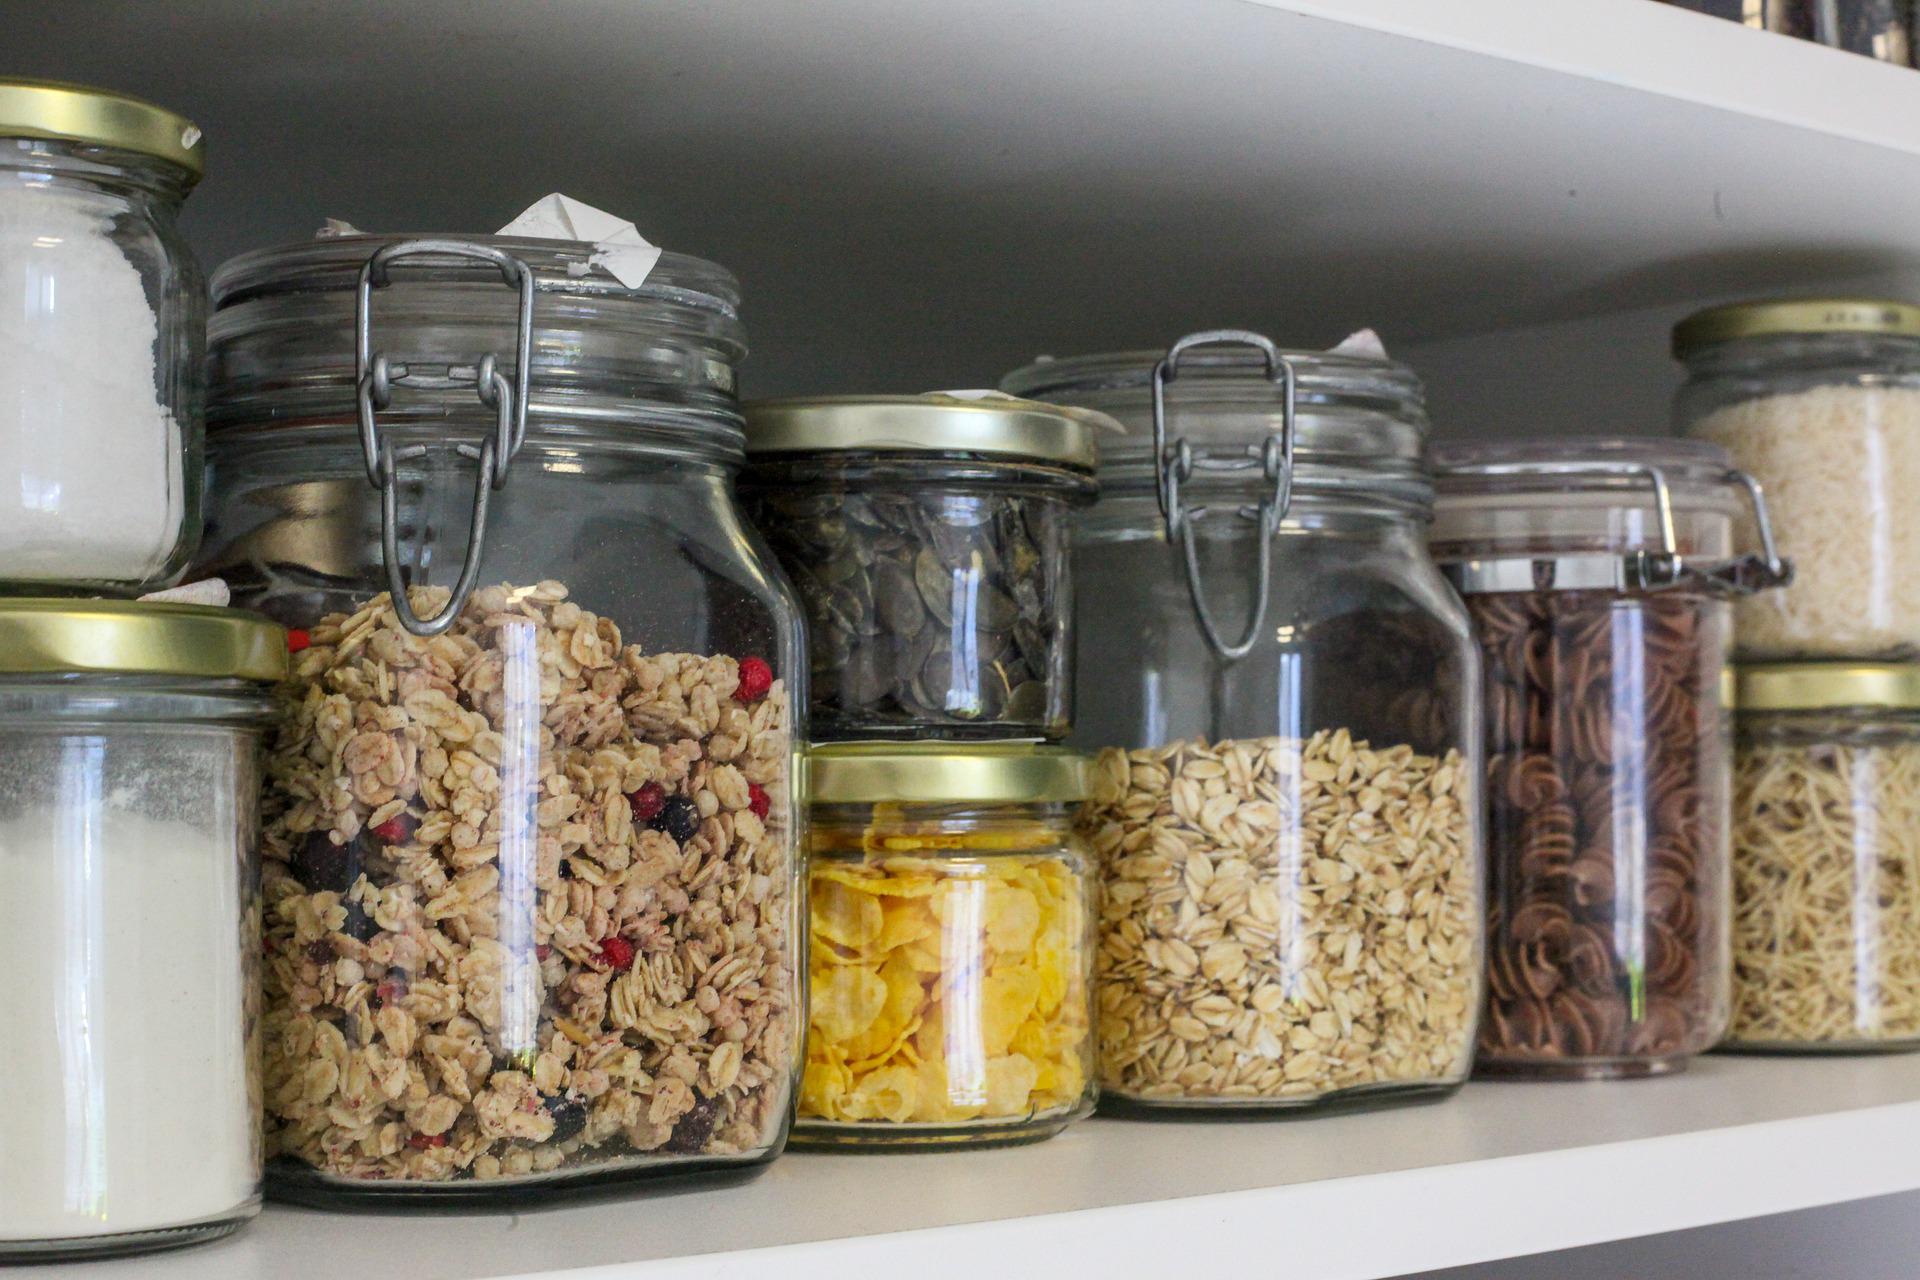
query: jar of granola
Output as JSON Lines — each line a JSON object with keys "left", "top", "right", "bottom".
{"left": 1004, "top": 331, "right": 1484, "bottom": 1113}
{"left": 797, "top": 744, "right": 1095, "bottom": 1147}
{"left": 196, "top": 233, "right": 803, "bottom": 1203}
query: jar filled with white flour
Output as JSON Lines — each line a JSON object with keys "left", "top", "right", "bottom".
{"left": 0, "top": 79, "right": 206, "bottom": 593}
{"left": 0, "top": 600, "right": 283, "bottom": 1260}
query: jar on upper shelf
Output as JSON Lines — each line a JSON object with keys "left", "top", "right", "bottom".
{"left": 0, "top": 79, "right": 207, "bottom": 594}
{"left": 1002, "top": 331, "right": 1484, "bottom": 1113}
{"left": 195, "top": 231, "right": 803, "bottom": 1203}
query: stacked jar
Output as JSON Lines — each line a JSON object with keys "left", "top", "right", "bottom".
{"left": 741, "top": 394, "right": 1105, "bottom": 1146}
{"left": 1676, "top": 298, "right": 1920, "bottom": 1056}
{"left": 1004, "top": 331, "right": 1484, "bottom": 1112}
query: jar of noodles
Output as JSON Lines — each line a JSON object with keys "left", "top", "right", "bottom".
{"left": 799, "top": 744, "right": 1094, "bottom": 1147}
{"left": 1674, "top": 298, "right": 1920, "bottom": 659}
{"left": 1432, "top": 438, "right": 1790, "bottom": 1078}
{"left": 1728, "top": 663, "right": 1920, "bottom": 1053}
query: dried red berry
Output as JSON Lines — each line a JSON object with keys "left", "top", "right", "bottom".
{"left": 370, "top": 813, "right": 416, "bottom": 845}
{"left": 535, "top": 944, "right": 552, "bottom": 961}
{"left": 287, "top": 628, "right": 311, "bottom": 653}
{"left": 406, "top": 1133, "right": 448, "bottom": 1150}
{"left": 627, "top": 782, "right": 667, "bottom": 824}
{"left": 747, "top": 783, "right": 771, "bottom": 820}
{"left": 735, "top": 656, "right": 773, "bottom": 703}
{"left": 376, "top": 978, "right": 407, "bottom": 1006}
{"left": 595, "top": 936, "right": 636, "bottom": 972}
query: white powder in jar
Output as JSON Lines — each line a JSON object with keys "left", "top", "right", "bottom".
{"left": 0, "top": 180, "right": 185, "bottom": 584}
{"left": 1691, "top": 383, "right": 1920, "bottom": 659}
{"left": 0, "top": 806, "right": 258, "bottom": 1242}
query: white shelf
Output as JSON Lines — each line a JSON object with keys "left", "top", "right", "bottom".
{"left": 25, "top": 1054, "right": 1920, "bottom": 1280}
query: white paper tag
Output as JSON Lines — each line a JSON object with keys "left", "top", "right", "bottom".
{"left": 1329, "top": 328, "right": 1389, "bottom": 360}
{"left": 139, "top": 578, "right": 232, "bottom": 607}
{"left": 497, "top": 193, "right": 662, "bottom": 289}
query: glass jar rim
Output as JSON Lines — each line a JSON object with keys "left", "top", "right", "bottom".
{"left": 1432, "top": 436, "right": 1736, "bottom": 500}
{"left": 999, "top": 345, "right": 1423, "bottom": 414}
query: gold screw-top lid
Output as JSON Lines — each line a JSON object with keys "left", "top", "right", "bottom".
{"left": 744, "top": 393, "right": 1113, "bottom": 471}
{"left": 0, "top": 600, "right": 286, "bottom": 681}
{"left": 0, "top": 78, "right": 205, "bottom": 180}
{"left": 1673, "top": 297, "right": 1920, "bottom": 357}
{"left": 808, "top": 743, "right": 1089, "bottom": 805}
{"left": 1736, "top": 662, "right": 1920, "bottom": 713}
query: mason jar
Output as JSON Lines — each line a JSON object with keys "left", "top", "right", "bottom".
{"left": 0, "top": 601, "right": 282, "bottom": 1260}
{"left": 1432, "top": 437, "right": 1791, "bottom": 1078}
{"left": 0, "top": 79, "right": 207, "bottom": 593}
{"left": 196, "top": 233, "right": 803, "bottom": 1203}
{"left": 1004, "top": 331, "right": 1483, "bottom": 1112}
{"left": 1728, "top": 662, "right": 1920, "bottom": 1052}
{"left": 1675, "top": 298, "right": 1920, "bottom": 659}
{"left": 797, "top": 744, "right": 1096, "bottom": 1148}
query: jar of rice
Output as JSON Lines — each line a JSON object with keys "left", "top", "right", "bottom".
{"left": 1674, "top": 298, "right": 1920, "bottom": 660}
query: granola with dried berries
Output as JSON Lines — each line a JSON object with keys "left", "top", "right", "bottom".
{"left": 259, "top": 581, "right": 797, "bottom": 1182}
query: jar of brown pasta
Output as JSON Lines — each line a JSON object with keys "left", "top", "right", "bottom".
{"left": 1727, "top": 663, "right": 1920, "bottom": 1053}
{"left": 1431, "top": 438, "right": 1791, "bottom": 1079}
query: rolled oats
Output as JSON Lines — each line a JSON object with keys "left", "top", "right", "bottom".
{"left": 261, "top": 582, "right": 796, "bottom": 1181}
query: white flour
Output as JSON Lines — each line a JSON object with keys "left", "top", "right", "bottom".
{"left": 0, "top": 180, "right": 185, "bottom": 583}
{"left": 0, "top": 806, "right": 257, "bottom": 1241}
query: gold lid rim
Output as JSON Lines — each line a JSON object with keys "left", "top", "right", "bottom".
{"left": 1673, "top": 297, "right": 1920, "bottom": 356}
{"left": 0, "top": 78, "right": 205, "bottom": 179}
{"left": 1736, "top": 662, "right": 1920, "bottom": 712}
{"left": 809, "top": 743, "right": 1089, "bottom": 804}
{"left": 0, "top": 600, "right": 286, "bottom": 681}
{"left": 743, "top": 394, "right": 1113, "bottom": 471}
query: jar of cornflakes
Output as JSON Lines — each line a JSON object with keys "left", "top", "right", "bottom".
{"left": 798, "top": 744, "right": 1095, "bottom": 1148}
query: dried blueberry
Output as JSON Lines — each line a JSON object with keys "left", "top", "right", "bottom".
{"left": 656, "top": 795, "right": 700, "bottom": 845}
{"left": 293, "top": 830, "right": 364, "bottom": 893}
{"left": 542, "top": 1094, "right": 588, "bottom": 1144}
{"left": 340, "top": 899, "right": 380, "bottom": 943}
{"left": 305, "top": 938, "right": 337, "bottom": 965}
{"left": 664, "top": 1097, "right": 719, "bottom": 1154}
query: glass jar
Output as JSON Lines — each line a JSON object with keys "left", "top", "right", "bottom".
{"left": 1675, "top": 298, "right": 1920, "bottom": 659}
{"left": 1432, "top": 437, "right": 1791, "bottom": 1078}
{"left": 1005, "top": 330, "right": 1483, "bottom": 1112}
{"left": 0, "top": 601, "right": 282, "bottom": 1260}
{"left": 196, "top": 233, "right": 804, "bottom": 1203}
{"left": 796, "top": 744, "right": 1095, "bottom": 1147}
{"left": 740, "top": 395, "right": 1102, "bottom": 741}
{"left": 1652, "top": 1, "right": 1813, "bottom": 38}
{"left": 1727, "top": 663, "right": 1920, "bottom": 1052}
{"left": 0, "top": 80, "right": 207, "bottom": 594}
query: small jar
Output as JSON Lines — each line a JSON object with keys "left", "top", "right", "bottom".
{"left": 197, "top": 233, "right": 803, "bottom": 1202}
{"left": 1675, "top": 298, "right": 1920, "bottom": 658}
{"left": 741, "top": 395, "right": 1103, "bottom": 741}
{"left": 0, "top": 601, "right": 282, "bottom": 1260}
{"left": 1432, "top": 438, "right": 1791, "bottom": 1078}
{"left": 1007, "top": 331, "right": 1484, "bottom": 1112}
{"left": 0, "top": 80, "right": 206, "bottom": 593}
{"left": 1728, "top": 663, "right": 1920, "bottom": 1052}
{"left": 797, "top": 745, "right": 1095, "bottom": 1147}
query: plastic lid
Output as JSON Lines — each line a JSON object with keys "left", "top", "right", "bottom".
{"left": 809, "top": 743, "right": 1088, "bottom": 805}
{"left": 0, "top": 78, "right": 205, "bottom": 180}
{"left": 1672, "top": 297, "right": 1920, "bottom": 358}
{"left": 1737, "top": 662, "right": 1920, "bottom": 712}
{"left": 0, "top": 600, "right": 286, "bottom": 681}
{"left": 744, "top": 393, "right": 1108, "bottom": 471}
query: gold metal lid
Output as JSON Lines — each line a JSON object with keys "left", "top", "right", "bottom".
{"left": 743, "top": 393, "right": 1111, "bottom": 471}
{"left": 0, "top": 78, "right": 205, "bottom": 180}
{"left": 1673, "top": 298, "right": 1920, "bottom": 357}
{"left": 0, "top": 601, "right": 286, "bottom": 681}
{"left": 1736, "top": 662, "right": 1920, "bottom": 712}
{"left": 809, "top": 743, "right": 1089, "bottom": 804}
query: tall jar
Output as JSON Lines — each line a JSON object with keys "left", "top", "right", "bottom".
{"left": 1675, "top": 298, "right": 1920, "bottom": 659}
{"left": 196, "top": 234, "right": 804, "bottom": 1204}
{"left": 1004, "top": 331, "right": 1484, "bottom": 1112}
{"left": 1431, "top": 438, "right": 1791, "bottom": 1078}
{"left": 0, "top": 79, "right": 206, "bottom": 593}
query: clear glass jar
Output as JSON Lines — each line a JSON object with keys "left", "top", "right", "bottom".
{"left": 0, "top": 80, "right": 206, "bottom": 593}
{"left": 196, "top": 233, "right": 804, "bottom": 1203}
{"left": 796, "top": 745, "right": 1095, "bottom": 1147}
{"left": 741, "top": 395, "right": 1103, "bottom": 741}
{"left": 1728, "top": 663, "right": 1920, "bottom": 1053}
{"left": 1005, "top": 331, "right": 1483, "bottom": 1112}
{"left": 1675, "top": 299, "right": 1920, "bottom": 659}
{"left": 0, "top": 601, "right": 282, "bottom": 1260}
{"left": 1432, "top": 437, "right": 1790, "bottom": 1078}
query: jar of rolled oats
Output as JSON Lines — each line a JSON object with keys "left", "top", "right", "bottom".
{"left": 196, "top": 232, "right": 804, "bottom": 1203}
{"left": 1003, "top": 331, "right": 1484, "bottom": 1113}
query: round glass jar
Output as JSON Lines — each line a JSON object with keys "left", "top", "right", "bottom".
{"left": 741, "top": 395, "right": 1103, "bottom": 741}
{"left": 0, "top": 601, "right": 282, "bottom": 1261}
{"left": 1005, "top": 331, "right": 1483, "bottom": 1113}
{"left": 1727, "top": 663, "right": 1920, "bottom": 1053}
{"left": 1674, "top": 298, "right": 1920, "bottom": 659}
{"left": 0, "top": 80, "right": 207, "bottom": 593}
{"left": 796, "top": 744, "right": 1095, "bottom": 1148}
{"left": 1432, "top": 437, "right": 1790, "bottom": 1079}
{"left": 196, "top": 233, "right": 804, "bottom": 1204}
